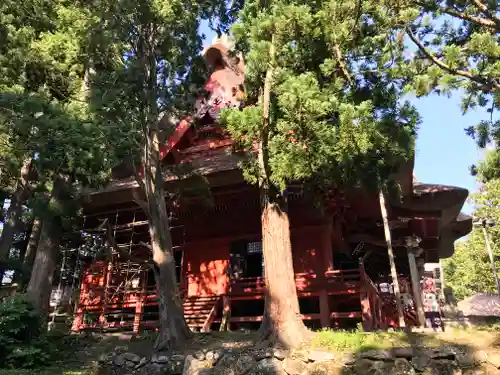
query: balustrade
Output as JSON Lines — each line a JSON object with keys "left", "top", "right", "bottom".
{"left": 228, "top": 269, "right": 366, "bottom": 295}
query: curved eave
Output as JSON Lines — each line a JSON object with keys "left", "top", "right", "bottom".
{"left": 438, "top": 212, "right": 473, "bottom": 259}
{"left": 81, "top": 152, "right": 243, "bottom": 212}
{"left": 396, "top": 183, "right": 469, "bottom": 212}
{"left": 394, "top": 182, "right": 471, "bottom": 259}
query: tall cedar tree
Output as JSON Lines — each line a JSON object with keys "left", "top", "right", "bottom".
{"left": 402, "top": 0, "right": 499, "bottom": 180}
{"left": 0, "top": 0, "right": 112, "bottom": 314}
{"left": 443, "top": 177, "right": 500, "bottom": 300}
{"left": 87, "top": 0, "right": 239, "bottom": 349}
{"left": 222, "top": 0, "right": 420, "bottom": 346}
{"left": 0, "top": 0, "right": 58, "bottom": 280}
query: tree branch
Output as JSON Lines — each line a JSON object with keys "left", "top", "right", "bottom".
{"left": 439, "top": 6, "right": 497, "bottom": 30}
{"left": 414, "top": 0, "right": 499, "bottom": 31}
{"left": 140, "top": 241, "right": 153, "bottom": 251}
{"left": 130, "top": 158, "right": 147, "bottom": 194}
{"left": 472, "top": 0, "right": 500, "bottom": 29}
{"left": 334, "top": 44, "right": 353, "bottom": 85}
{"left": 406, "top": 28, "right": 500, "bottom": 92}
{"left": 132, "top": 189, "right": 152, "bottom": 223}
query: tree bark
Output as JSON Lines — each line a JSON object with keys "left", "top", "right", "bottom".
{"left": 26, "top": 177, "right": 67, "bottom": 317}
{"left": 257, "top": 33, "right": 308, "bottom": 348}
{"left": 379, "top": 190, "right": 405, "bottom": 328}
{"left": 26, "top": 221, "right": 61, "bottom": 317}
{"left": 19, "top": 218, "right": 42, "bottom": 287}
{"left": 141, "top": 129, "right": 192, "bottom": 350}
{"left": 258, "top": 192, "right": 309, "bottom": 347}
{"left": 132, "top": 24, "right": 192, "bottom": 350}
{"left": 24, "top": 218, "right": 42, "bottom": 269}
{"left": 149, "top": 203, "right": 192, "bottom": 350}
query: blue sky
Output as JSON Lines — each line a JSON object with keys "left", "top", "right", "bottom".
{"left": 411, "top": 93, "right": 487, "bottom": 213}
{"left": 200, "top": 29, "right": 486, "bottom": 214}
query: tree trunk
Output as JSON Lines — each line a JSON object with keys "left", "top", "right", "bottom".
{"left": 23, "top": 218, "right": 42, "bottom": 269}
{"left": 133, "top": 24, "right": 191, "bottom": 350}
{"left": 26, "top": 221, "right": 61, "bottom": 316}
{"left": 142, "top": 130, "right": 192, "bottom": 350}
{"left": 26, "top": 177, "right": 67, "bottom": 317}
{"left": 19, "top": 218, "right": 42, "bottom": 287}
{"left": 11, "top": 221, "right": 32, "bottom": 285}
{"left": 146, "top": 191, "right": 192, "bottom": 350}
{"left": 257, "top": 33, "right": 308, "bottom": 348}
{"left": 379, "top": 190, "right": 405, "bottom": 328}
{"left": 149, "top": 208, "right": 192, "bottom": 350}
{"left": 258, "top": 192, "right": 309, "bottom": 347}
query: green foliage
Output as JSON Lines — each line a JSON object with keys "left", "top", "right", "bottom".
{"left": 474, "top": 150, "right": 500, "bottom": 184}
{"left": 0, "top": 93, "right": 111, "bottom": 187}
{"left": 222, "top": 0, "right": 420, "bottom": 193}
{"left": 444, "top": 233, "right": 499, "bottom": 300}
{"left": 87, "top": 0, "right": 239, "bottom": 162}
{"left": 84, "top": 0, "right": 241, "bottom": 224}
{"left": 402, "top": 0, "right": 500, "bottom": 180}
{"left": 443, "top": 179, "right": 500, "bottom": 300}
{"left": 0, "top": 0, "right": 93, "bottom": 99}
{"left": 0, "top": 0, "right": 113, "bottom": 180}
{"left": 87, "top": 0, "right": 206, "bottom": 162}
{"left": 0, "top": 294, "right": 51, "bottom": 368}
{"left": 0, "top": 0, "right": 116, "bottom": 242}
{"left": 0, "top": 294, "right": 84, "bottom": 369}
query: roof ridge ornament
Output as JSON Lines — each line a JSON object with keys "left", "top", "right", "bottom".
{"left": 203, "top": 34, "right": 245, "bottom": 76}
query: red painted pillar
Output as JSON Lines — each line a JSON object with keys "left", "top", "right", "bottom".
{"left": 72, "top": 269, "right": 89, "bottom": 331}
{"left": 319, "top": 289, "right": 330, "bottom": 328}
{"left": 220, "top": 295, "right": 231, "bottom": 331}
{"left": 360, "top": 291, "right": 372, "bottom": 331}
{"left": 133, "top": 271, "right": 147, "bottom": 333}
{"left": 359, "top": 265, "right": 373, "bottom": 331}
{"left": 322, "top": 223, "right": 334, "bottom": 271}
{"left": 374, "top": 298, "right": 381, "bottom": 329}
{"left": 99, "top": 261, "right": 113, "bottom": 325}
{"left": 320, "top": 223, "right": 333, "bottom": 327}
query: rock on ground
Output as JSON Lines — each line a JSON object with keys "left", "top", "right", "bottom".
{"left": 282, "top": 358, "right": 308, "bottom": 375}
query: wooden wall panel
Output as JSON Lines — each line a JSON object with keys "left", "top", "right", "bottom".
{"left": 184, "top": 239, "right": 230, "bottom": 297}
{"left": 291, "top": 226, "right": 326, "bottom": 276}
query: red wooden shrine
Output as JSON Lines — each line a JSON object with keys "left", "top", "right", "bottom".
{"left": 71, "top": 36, "right": 472, "bottom": 333}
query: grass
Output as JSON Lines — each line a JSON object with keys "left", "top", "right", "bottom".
{"left": 311, "top": 329, "right": 410, "bottom": 353}
{"left": 0, "top": 370, "right": 87, "bottom": 375}
{"left": 311, "top": 324, "right": 500, "bottom": 353}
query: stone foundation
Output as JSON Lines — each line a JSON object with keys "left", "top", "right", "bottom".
{"left": 97, "top": 346, "right": 496, "bottom": 375}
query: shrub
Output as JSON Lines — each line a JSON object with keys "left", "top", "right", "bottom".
{"left": 0, "top": 294, "right": 55, "bottom": 368}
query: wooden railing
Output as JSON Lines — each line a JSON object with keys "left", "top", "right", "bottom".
{"left": 359, "top": 264, "right": 378, "bottom": 296}
{"left": 360, "top": 263, "right": 384, "bottom": 329}
{"left": 295, "top": 272, "right": 318, "bottom": 290}
{"left": 201, "top": 295, "right": 222, "bottom": 332}
{"left": 230, "top": 276, "right": 265, "bottom": 294}
{"left": 324, "top": 269, "right": 361, "bottom": 283}
{"left": 229, "top": 269, "right": 364, "bottom": 295}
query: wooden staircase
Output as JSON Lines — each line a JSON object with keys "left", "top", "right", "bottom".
{"left": 183, "top": 295, "right": 221, "bottom": 332}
